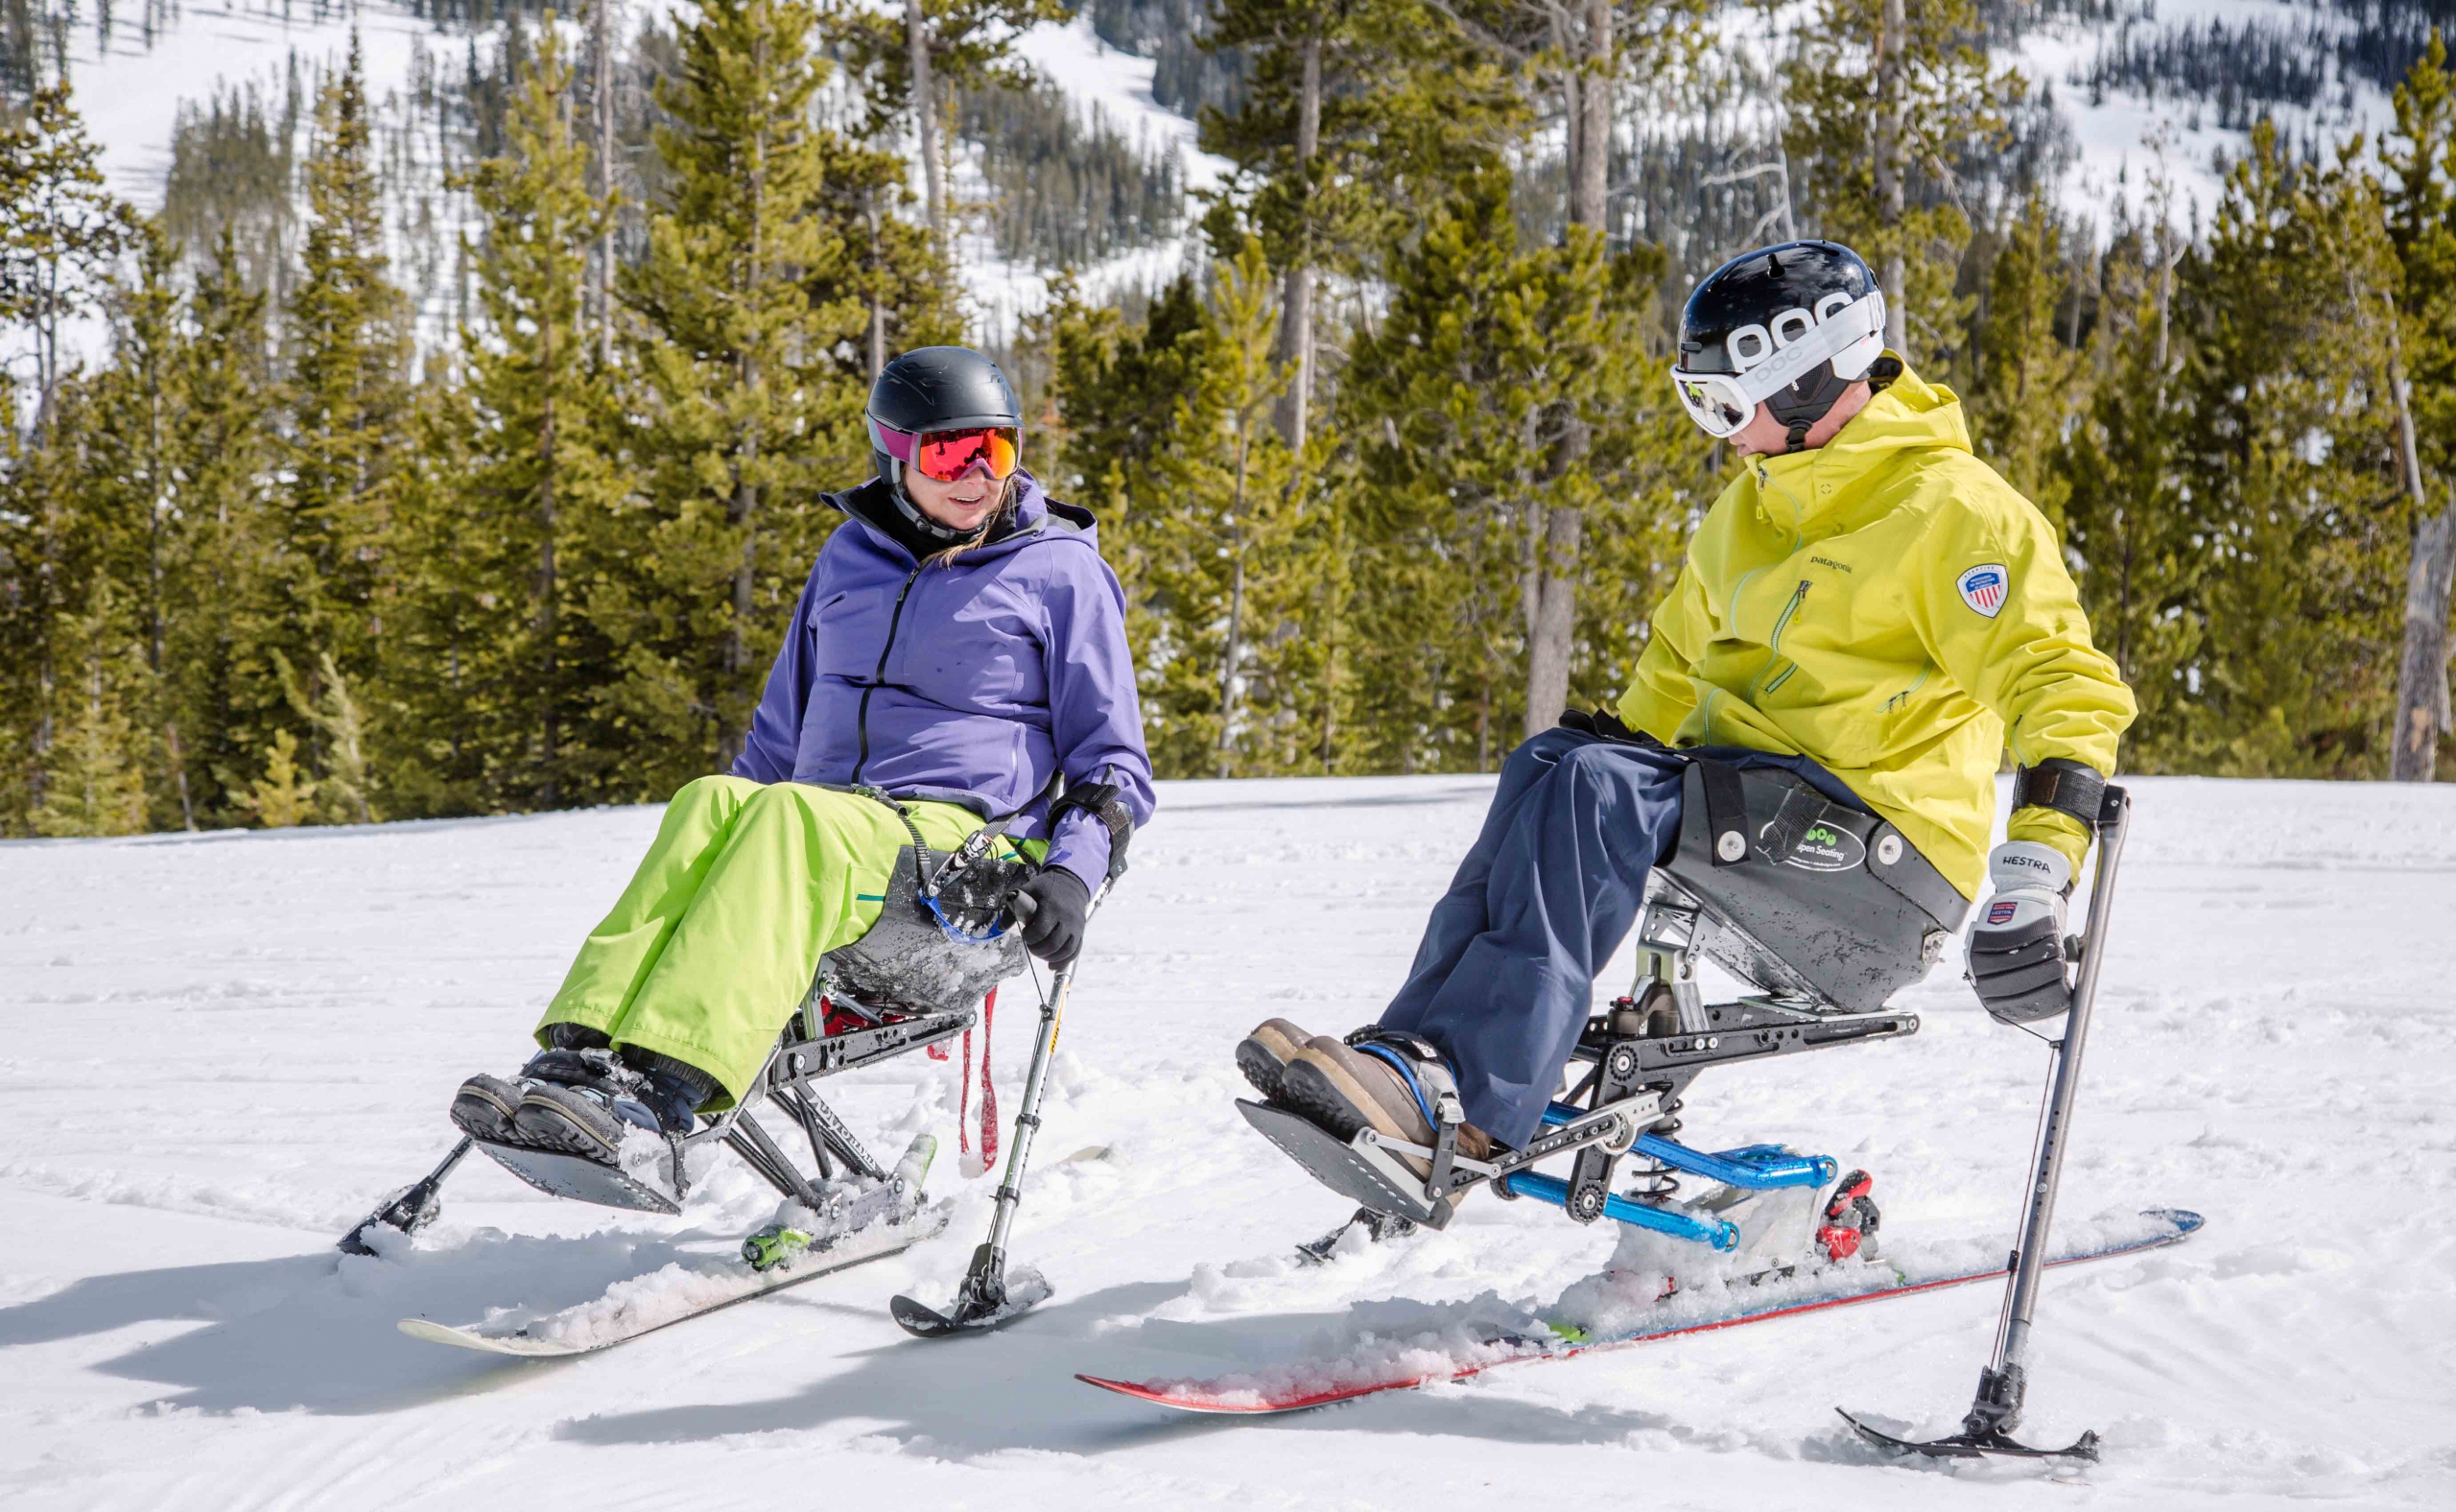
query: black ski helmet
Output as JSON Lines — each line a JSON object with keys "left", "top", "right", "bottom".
{"left": 864, "top": 346, "right": 1025, "bottom": 542}
{"left": 1675, "top": 240, "right": 1889, "bottom": 449}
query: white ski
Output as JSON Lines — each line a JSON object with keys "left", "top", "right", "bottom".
{"left": 400, "top": 1202, "right": 952, "bottom": 1358}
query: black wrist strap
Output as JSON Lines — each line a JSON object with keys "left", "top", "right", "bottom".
{"left": 1048, "top": 779, "right": 1133, "bottom": 883}
{"left": 2012, "top": 758, "right": 2108, "bottom": 829}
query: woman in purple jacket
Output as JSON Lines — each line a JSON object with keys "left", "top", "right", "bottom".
{"left": 447, "top": 348, "right": 1154, "bottom": 1184}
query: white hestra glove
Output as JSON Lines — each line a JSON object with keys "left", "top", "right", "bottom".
{"left": 1965, "top": 840, "right": 2074, "bottom": 1024}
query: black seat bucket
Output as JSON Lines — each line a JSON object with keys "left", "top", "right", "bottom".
{"left": 822, "top": 844, "right": 1028, "bottom": 1016}
{"left": 1654, "top": 761, "right": 1971, "bottom": 1015}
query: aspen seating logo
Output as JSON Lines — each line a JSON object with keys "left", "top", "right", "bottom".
{"left": 1958, "top": 563, "right": 2010, "bottom": 618}
{"left": 1782, "top": 821, "right": 1866, "bottom": 872}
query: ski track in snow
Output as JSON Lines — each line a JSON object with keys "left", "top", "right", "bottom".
{"left": 2, "top": 773, "right": 2451, "bottom": 1507}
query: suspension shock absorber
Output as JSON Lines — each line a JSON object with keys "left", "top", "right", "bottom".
{"left": 1627, "top": 1099, "right": 1685, "bottom": 1202}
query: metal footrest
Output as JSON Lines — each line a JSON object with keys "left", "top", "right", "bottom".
{"left": 1237, "top": 1100, "right": 1455, "bottom": 1229}
{"left": 474, "top": 1140, "right": 680, "bottom": 1215}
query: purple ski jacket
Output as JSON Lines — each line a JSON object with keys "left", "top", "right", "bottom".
{"left": 731, "top": 472, "right": 1154, "bottom": 893}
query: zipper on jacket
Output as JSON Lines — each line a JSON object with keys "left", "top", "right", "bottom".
{"left": 850, "top": 563, "right": 926, "bottom": 784}
{"left": 1751, "top": 579, "right": 1812, "bottom": 697}
{"left": 1884, "top": 661, "right": 1932, "bottom": 714}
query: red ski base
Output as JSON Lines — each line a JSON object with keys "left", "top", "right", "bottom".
{"left": 1077, "top": 1208, "right": 2202, "bottom": 1415}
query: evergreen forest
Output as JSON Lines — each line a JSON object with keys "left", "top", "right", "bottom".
{"left": 2, "top": 0, "right": 2455, "bottom": 841}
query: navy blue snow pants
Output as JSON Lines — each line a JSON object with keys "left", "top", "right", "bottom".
{"left": 1379, "top": 727, "right": 1864, "bottom": 1149}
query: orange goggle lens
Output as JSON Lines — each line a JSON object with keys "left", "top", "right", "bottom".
{"left": 912, "top": 426, "right": 1020, "bottom": 483}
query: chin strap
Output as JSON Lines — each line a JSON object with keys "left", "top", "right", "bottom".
{"left": 1785, "top": 419, "right": 1812, "bottom": 453}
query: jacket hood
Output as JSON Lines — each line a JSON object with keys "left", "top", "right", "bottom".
{"left": 1752, "top": 358, "right": 1972, "bottom": 532}
{"left": 829, "top": 469, "right": 1098, "bottom": 564}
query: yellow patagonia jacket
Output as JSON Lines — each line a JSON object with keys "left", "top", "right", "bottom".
{"left": 1616, "top": 362, "right": 2136, "bottom": 899}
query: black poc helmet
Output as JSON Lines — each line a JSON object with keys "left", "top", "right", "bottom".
{"left": 1671, "top": 240, "right": 1889, "bottom": 450}
{"left": 865, "top": 346, "right": 1025, "bottom": 542}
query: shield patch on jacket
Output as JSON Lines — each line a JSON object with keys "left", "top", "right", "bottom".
{"left": 1956, "top": 563, "right": 2009, "bottom": 619}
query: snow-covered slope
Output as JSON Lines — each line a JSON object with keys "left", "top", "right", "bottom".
{"left": 3, "top": 774, "right": 2450, "bottom": 1508}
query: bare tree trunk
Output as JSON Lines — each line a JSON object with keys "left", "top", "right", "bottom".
{"left": 1514, "top": 0, "right": 1612, "bottom": 742}
{"left": 906, "top": 0, "right": 944, "bottom": 243}
{"left": 2391, "top": 367, "right": 2454, "bottom": 782}
{"left": 1523, "top": 504, "right": 1584, "bottom": 738}
{"left": 539, "top": 387, "right": 560, "bottom": 808}
{"left": 166, "top": 721, "right": 196, "bottom": 831}
{"left": 1217, "top": 429, "right": 1252, "bottom": 779}
{"left": 865, "top": 187, "right": 887, "bottom": 380}
{"left": 594, "top": 0, "right": 616, "bottom": 368}
{"left": 1572, "top": 0, "right": 1611, "bottom": 232}
{"left": 1875, "top": 0, "right": 1906, "bottom": 351}
{"left": 1274, "top": 33, "right": 1321, "bottom": 449}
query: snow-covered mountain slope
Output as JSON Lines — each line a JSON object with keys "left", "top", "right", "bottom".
{"left": 44, "top": 0, "right": 2410, "bottom": 348}
{"left": 2, "top": 774, "right": 2450, "bottom": 1508}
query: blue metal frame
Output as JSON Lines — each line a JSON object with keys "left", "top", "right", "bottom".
{"left": 1634, "top": 1136, "right": 1836, "bottom": 1191}
{"left": 1520, "top": 1101, "right": 1837, "bottom": 1249}
{"left": 1500, "top": 1171, "right": 1739, "bottom": 1250}
{"left": 1536, "top": 1102, "right": 1834, "bottom": 1192}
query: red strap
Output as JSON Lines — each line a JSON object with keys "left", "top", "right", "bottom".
{"left": 977, "top": 987, "right": 1001, "bottom": 1169}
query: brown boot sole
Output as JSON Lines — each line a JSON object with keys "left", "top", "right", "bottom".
{"left": 1279, "top": 1040, "right": 1432, "bottom": 1154}
{"left": 1236, "top": 1018, "right": 1310, "bottom": 1100}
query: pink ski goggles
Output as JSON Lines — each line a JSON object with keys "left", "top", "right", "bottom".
{"left": 868, "top": 415, "right": 1021, "bottom": 483}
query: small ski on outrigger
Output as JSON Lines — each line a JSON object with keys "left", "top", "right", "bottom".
{"left": 889, "top": 944, "right": 1074, "bottom": 1338}
{"left": 400, "top": 1134, "right": 944, "bottom": 1358}
{"left": 1076, "top": 1207, "right": 2201, "bottom": 1414}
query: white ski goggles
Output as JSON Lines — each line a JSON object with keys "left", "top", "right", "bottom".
{"left": 1668, "top": 289, "right": 1887, "bottom": 438}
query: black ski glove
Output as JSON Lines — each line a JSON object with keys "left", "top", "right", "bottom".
{"left": 1556, "top": 706, "right": 1656, "bottom": 746}
{"left": 1012, "top": 866, "right": 1091, "bottom": 965}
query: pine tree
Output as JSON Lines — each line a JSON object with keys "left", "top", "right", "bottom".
{"left": 1197, "top": 0, "right": 1492, "bottom": 448}
{"left": 177, "top": 228, "right": 276, "bottom": 826}
{"left": 1042, "top": 270, "right": 1221, "bottom": 673}
{"left": 0, "top": 81, "right": 136, "bottom": 426}
{"left": 1966, "top": 199, "right": 2082, "bottom": 522}
{"left": 272, "top": 35, "right": 411, "bottom": 814}
{"left": 1783, "top": 0, "right": 2016, "bottom": 369}
{"left": 2057, "top": 230, "right": 2204, "bottom": 766}
{"left": 620, "top": 0, "right": 871, "bottom": 786}
{"left": 825, "top": 0, "right": 1066, "bottom": 244}
{"left": 2171, "top": 123, "right": 2404, "bottom": 775}
{"left": 1146, "top": 238, "right": 1301, "bottom": 777}
{"left": 87, "top": 222, "right": 200, "bottom": 830}
{"left": 33, "top": 578, "right": 150, "bottom": 838}
{"left": 395, "top": 23, "right": 631, "bottom": 814}
{"left": 1336, "top": 161, "right": 1663, "bottom": 770}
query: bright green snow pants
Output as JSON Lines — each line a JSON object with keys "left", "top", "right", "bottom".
{"left": 534, "top": 774, "right": 996, "bottom": 1105}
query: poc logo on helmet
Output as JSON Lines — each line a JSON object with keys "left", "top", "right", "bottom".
{"left": 1725, "top": 293, "right": 1869, "bottom": 373}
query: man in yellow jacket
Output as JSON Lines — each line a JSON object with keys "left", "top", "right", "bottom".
{"left": 1239, "top": 240, "right": 2135, "bottom": 1166}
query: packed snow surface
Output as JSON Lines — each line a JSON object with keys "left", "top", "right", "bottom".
{"left": 3, "top": 774, "right": 2452, "bottom": 1507}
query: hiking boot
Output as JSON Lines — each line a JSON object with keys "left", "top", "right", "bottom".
{"left": 449, "top": 1073, "right": 526, "bottom": 1143}
{"left": 1236, "top": 1017, "right": 1310, "bottom": 1100}
{"left": 495, "top": 1048, "right": 714, "bottom": 1162}
{"left": 1277, "top": 1034, "right": 1495, "bottom": 1178}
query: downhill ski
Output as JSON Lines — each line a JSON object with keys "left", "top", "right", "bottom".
{"left": 1077, "top": 1208, "right": 2201, "bottom": 1415}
